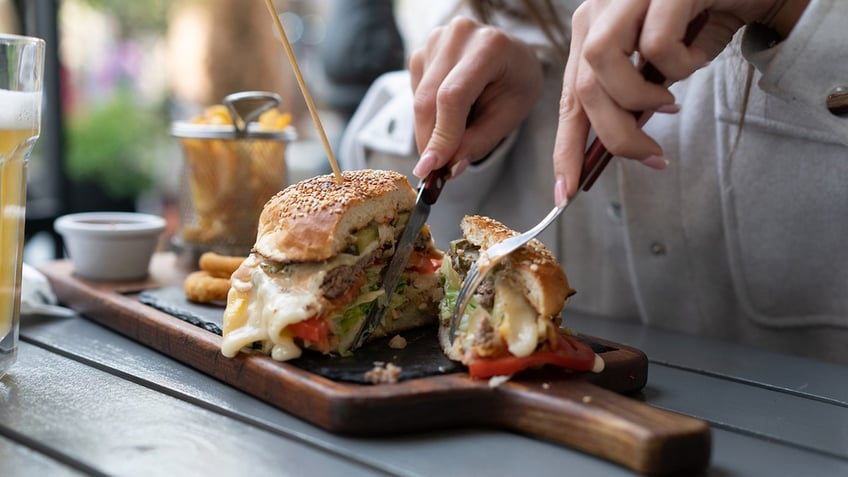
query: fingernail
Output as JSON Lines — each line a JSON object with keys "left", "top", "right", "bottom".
{"left": 640, "top": 155, "right": 669, "bottom": 170}
{"left": 656, "top": 103, "right": 680, "bottom": 114}
{"left": 450, "top": 158, "right": 469, "bottom": 178}
{"left": 554, "top": 177, "right": 567, "bottom": 207}
{"left": 413, "top": 151, "right": 438, "bottom": 178}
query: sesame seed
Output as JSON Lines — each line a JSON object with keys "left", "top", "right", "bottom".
{"left": 263, "top": 169, "right": 411, "bottom": 227}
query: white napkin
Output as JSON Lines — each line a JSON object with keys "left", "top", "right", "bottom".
{"left": 20, "top": 263, "right": 76, "bottom": 317}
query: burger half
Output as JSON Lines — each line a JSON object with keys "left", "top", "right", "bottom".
{"left": 439, "top": 215, "right": 604, "bottom": 379}
{"left": 221, "top": 170, "right": 443, "bottom": 361}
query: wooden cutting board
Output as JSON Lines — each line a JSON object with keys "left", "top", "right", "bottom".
{"left": 40, "top": 254, "right": 710, "bottom": 476}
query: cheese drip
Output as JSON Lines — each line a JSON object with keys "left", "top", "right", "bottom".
{"left": 492, "top": 275, "right": 541, "bottom": 357}
{"left": 450, "top": 265, "right": 544, "bottom": 359}
{"left": 221, "top": 259, "right": 328, "bottom": 360}
{"left": 220, "top": 223, "right": 390, "bottom": 361}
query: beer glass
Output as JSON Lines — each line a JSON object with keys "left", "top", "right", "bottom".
{"left": 0, "top": 33, "right": 45, "bottom": 378}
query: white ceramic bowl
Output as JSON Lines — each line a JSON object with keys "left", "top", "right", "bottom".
{"left": 54, "top": 212, "right": 166, "bottom": 281}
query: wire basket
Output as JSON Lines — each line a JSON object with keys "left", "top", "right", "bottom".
{"left": 171, "top": 91, "right": 296, "bottom": 262}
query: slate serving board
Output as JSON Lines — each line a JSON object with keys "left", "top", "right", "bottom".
{"left": 138, "top": 285, "right": 620, "bottom": 384}
{"left": 40, "top": 255, "right": 711, "bottom": 476}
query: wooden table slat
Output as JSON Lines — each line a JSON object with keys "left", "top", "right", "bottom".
{"left": 567, "top": 314, "right": 848, "bottom": 405}
{"left": 0, "top": 433, "right": 89, "bottom": 477}
{"left": 710, "top": 427, "right": 848, "bottom": 476}
{"left": 645, "top": 364, "right": 848, "bottom": 459}
{"left": 0, "top": 342, "right": 390, "bottom": 477}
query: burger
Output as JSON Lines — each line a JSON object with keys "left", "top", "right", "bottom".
{"left": 221, "top": 169, "right": 443, "bottom": 361}
{"left": 439, "top": 215, "right": 604, "bottom": 379}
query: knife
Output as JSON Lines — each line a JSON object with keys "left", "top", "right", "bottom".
{"left": 352, "top": 166, "right": 451, "bottom": 349}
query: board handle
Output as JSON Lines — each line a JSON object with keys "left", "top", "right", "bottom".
{"left": 494, "top": 379, "right": 711, "bottom": 476}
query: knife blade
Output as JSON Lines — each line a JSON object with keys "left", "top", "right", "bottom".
{"left": 352, "top": 166, "right": 451, "bottom": 349}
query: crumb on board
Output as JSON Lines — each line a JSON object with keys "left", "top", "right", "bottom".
{"left": 365, "top": 362, "right": 402, "bottom": 384}
{"left": 488, "top": 375, "right": 511, "bottom": 388}
{"left": 582, "top": 395, "right": 593, "bottom": 404}
{"left": 388, "top": 334, "right": 407, "bottom": 349}
{"left": 542, "top": 382, "right": 551, "bottom": 390}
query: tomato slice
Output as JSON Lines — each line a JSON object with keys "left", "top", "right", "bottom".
{"left": 288, "top": 317, "right": 330, "bottom": 352}
{"left": 466, "top": 334, "right": 597, "bottom": 379}
{"left": 407, "top": 252, "right": 442, "bottom": 274}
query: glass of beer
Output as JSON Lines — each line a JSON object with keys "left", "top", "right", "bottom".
{"left": 0, "top": 34, "right": 45, "bottom": 378}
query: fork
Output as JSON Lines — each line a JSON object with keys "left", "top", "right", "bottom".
{"left": 448, "top": 11, "right": 709, "bottom": 342}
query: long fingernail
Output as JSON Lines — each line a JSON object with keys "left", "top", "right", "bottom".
{"left": 451, "top": 158, "right": 469, "bottom": 178}
{"left": 640, "top": 155, "right": 669, "bottom": 170}
{"left": 413, "top": 151, "right": 438, "bottom": 178}
{"left": 656, "top": 103, "right": 680, "bottom": 114}
{"left": 554, "top": 177, "right": 567, "bottom": 207}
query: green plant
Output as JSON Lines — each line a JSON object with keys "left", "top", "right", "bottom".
{"left": 65, "top": 88, "right": 166, "bottom": 199}
{"left": 77, "top": 0, "right": 171, "bottom": 36}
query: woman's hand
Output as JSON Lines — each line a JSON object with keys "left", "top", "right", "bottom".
{"left": 553, "top": 0, "right": 791, "bottom": 203}
{"left": 409, "top": 16, "right": 544, "bottom": 178}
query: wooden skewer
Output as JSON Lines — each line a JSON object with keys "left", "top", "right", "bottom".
{"left": 263, "top": 0, "right": 343, "bottom": 183}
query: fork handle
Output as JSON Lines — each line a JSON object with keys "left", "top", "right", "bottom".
{"left": 578, "top": 140, "right": 613, "bottom": 192}
{"left": 579, "top": 11, "right": 709, "bottom": 192}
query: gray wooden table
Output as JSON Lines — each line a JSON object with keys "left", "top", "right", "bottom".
{"left": 2, "top": 308, "right": 846, "bottom": 476}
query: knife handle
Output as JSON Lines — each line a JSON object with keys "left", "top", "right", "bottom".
{"left": 420, "top": 165, "right": 452, "bottom": 205}
{"left": 579, "top": 11, "right": 709, "bottom": 192}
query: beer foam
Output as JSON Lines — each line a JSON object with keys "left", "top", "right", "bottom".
{"left": 0, "top": 90, "right": 41, "bottom": 129}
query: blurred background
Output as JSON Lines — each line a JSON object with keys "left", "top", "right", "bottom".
{"left": 1, "top": 0, "right": 451, "bottom": 267}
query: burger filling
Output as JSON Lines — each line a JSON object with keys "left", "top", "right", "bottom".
{"left": 440, "top": 239, "right": 555, "bottom": 360}
{"left": 222, "top": 213, "right": 442, "bottom": 361}
{"left": 439, "top": 239, "right": 601, "bottom": 378}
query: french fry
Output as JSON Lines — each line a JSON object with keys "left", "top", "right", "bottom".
{"left": 177, "top": 104, "right": 291, "bottom": 253}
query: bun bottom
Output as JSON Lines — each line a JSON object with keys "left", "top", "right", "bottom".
{"left": 437, "top": 323, "right": 463, "bottom": 362}
{"left": 372, "top": 306, "right": 439, "bottom": 339}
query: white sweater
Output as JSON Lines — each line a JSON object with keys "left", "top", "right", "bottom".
{"left": 340, "top": 0, "right": 848, "bottom": 364}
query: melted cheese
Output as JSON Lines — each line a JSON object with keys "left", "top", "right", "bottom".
{"left": 220, "top": 220, "right": 398, "bottom": 361}
{"left": 221, "top": 255, "right": 328, "bottom": 360}
{"left": 220, "top": 231, "right": 389, "bottom": 361}
{"left": 492, "top": 276, "right": 540, "bottom": 358}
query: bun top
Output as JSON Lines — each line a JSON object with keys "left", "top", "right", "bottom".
{"left": 461, "top": 215, "right": 575, "bottom": 317}
{"left": 255, "top": 170, "right": 416, "bottom": 262}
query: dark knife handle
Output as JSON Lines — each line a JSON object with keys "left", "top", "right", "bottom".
{"left": 420, "top": 165, "right": 452, "bottom": 205}
{"left": 580, "top": 10, "right": 709, "bottom": 191}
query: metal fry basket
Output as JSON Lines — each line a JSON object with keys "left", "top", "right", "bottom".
{"left": 170, "top": 91, "right": 297, "bottom": 264}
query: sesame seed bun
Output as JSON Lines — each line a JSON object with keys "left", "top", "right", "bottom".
{"left": 460, "top": 215, "right": 574, "bottom": 317}
{"left": 254, "top": 170, "right": 416, "bottom": 263}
